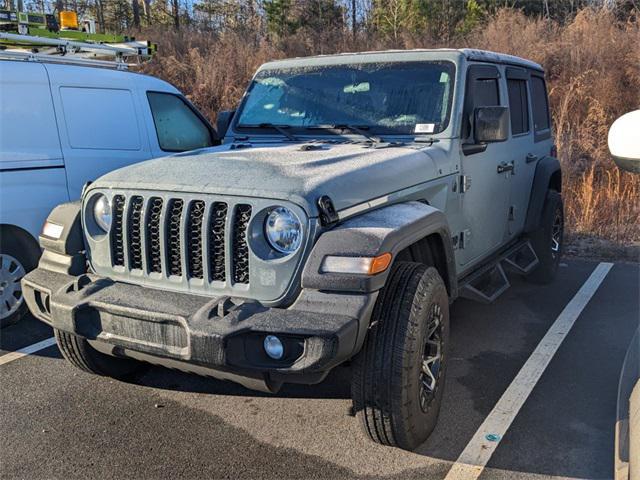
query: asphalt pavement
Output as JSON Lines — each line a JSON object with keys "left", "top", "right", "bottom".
{"left": 1, "top": 259, "right": 638, "bottom": 480}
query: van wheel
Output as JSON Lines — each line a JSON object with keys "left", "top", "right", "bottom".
{"left": 54, "top": 329, "right": 144, "bottom": 379}
{"left": 0, "top": 234, "right": 40, "bottom": 328}
{"left": 527, "top": 190, "right": 564, "bottom": 284}
{"left": 351, "top": 262, "right": 449, "bottom": 451}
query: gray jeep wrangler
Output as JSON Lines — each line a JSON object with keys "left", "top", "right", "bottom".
{"left": 22, "top": 49, "right": 563, "bottom": 451}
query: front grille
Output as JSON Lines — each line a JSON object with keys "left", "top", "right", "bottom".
{"left": 109, "top": 194, "right": 252, "bottom": 286}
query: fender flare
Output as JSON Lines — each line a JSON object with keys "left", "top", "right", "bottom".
{"left": 302, "top": 201, "right": 456, "bottom": 296}
{"left": 524, "top": 156, "right": 562, "bottom": 233}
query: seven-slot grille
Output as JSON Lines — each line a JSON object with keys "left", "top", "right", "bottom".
{"left": 110, "top": 194, "right": 251, "bottom": 285}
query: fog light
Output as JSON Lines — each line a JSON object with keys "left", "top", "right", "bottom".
{"left": 264, "top": 335, "right": 284, "bottom": 360}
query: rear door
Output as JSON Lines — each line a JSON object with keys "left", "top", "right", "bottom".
{"left": 46, "top": 64, "right": 152, "bottom": 199}
{"left": 504, "top": 67, "right": 536, "bottom": 237}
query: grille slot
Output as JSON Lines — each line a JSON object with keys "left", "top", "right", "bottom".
{"left": 128, "top": 196, "right": 144, "bottom": 270}
{"left": 167, "top": 199, "right": 184, "bottom": 277}
{"left": 187, "top": 200, "right": 205, "bottom": 279}
{"left": 146, "top": 197, "right": 163, "bottom": 274}
{"left": 232, "top": 204, "right": 252, "bottom": 284}
{"left": 111, "top": 195, "right": 125, "bottom": 267}
{"left": 209, "top": 202, "right": 228, "bottom": 282}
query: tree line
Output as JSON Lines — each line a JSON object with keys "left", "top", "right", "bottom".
{"left": 10, "top": 0, "right": 638, "bottom": 37}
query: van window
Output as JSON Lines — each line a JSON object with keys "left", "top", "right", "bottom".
{"left": 60, "top": 87, "right": 141, "bottom": 150}
{"left": 147, "top": 92, "right": 213, "bottom": 152}
{"left": 530, "top": 76, "right": 550, "bottom": 131}
{"left": 507, "top": 79, "right": 529, "bottom": 135}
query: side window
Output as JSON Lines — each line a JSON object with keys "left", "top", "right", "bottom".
{"left": 474, "top": 79, "right": 500, "bottom": 108}
{"left": 147, "top": 92, "right": 214, "bottom": 152}
{"left": 507, "top": 79, "right": 529, "bottom": 135}
{"left": 60, "top": 87, "right": 141, "bottom": 150}
{"left": 530, "top": 76, "right": 550, "bottom": 132}
{"left": 462, "top": 65, "right": 501, "bottom": 140}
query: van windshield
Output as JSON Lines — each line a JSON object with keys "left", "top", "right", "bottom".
{"left": 235, "top": 61, "right": 455, "bottom": 135}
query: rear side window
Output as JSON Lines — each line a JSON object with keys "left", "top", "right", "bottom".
{"left": 147, "top": 92, "right": 213, "bottom": 152}
{"left": 61, "top": 87, "right": 141, "bottom": 150}
{"left": 530, "top": 76, "right": 550, "bottom": 132}
{"left": 507, "top": 79, "right": 529, "bottom": 135}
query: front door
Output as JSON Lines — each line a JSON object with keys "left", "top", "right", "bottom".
{"left": 456, "top": 64, "right": 512, "bottom": 273}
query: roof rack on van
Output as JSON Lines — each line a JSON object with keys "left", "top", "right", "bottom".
{"left": 0, "top": 32, "right": 156, "bottom": 70}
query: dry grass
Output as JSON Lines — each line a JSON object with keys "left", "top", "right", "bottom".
{"left": 140, "top": 8, "right": 640, "bottom": 246}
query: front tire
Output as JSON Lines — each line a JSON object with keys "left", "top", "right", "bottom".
{"left": 54, "top": 329, "right": 144, "bottom": 379}
{"left": 351, "top": 262, "right": 449, "bottom": 451}
{"left": 527, "top": 190, "right": 564, "bottom": 284}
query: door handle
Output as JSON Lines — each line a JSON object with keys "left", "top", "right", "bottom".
{"left": 526, "top": 153, "right": 538, "bottom": 163}
{"left": 497, "top": 161, "right": 514, "bottom": 174}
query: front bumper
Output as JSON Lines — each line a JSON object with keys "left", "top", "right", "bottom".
{"left": 22, "top": 268, "right": 376, "bottom": 392}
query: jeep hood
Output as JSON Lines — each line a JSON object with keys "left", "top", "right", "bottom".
{"left": 92, "top": 143, "right": 444, "bottom": 216}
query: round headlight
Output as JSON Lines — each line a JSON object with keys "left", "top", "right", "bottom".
{"left": 265, "top": 207, "right": 303, "bottom": 254}
{"left": 93, "top": 194, "right": 112, "bottom": 232}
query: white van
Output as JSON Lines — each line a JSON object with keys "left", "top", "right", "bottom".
{"left": 0, "top": 59, "right": 217, "bottom": 326}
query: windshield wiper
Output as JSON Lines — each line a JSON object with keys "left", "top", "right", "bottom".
{"left": 239, "top": 123, "right": 299, "bottom": 141}
{"left": 306, "top": 124, "right": 383, "bottom": 144}
{"left": 333, "top": 124, "right": 383, "bottom": 144}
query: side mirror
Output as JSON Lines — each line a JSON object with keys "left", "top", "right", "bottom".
{"left": 474, "top": 106, "right": 509, "bottom": 143}
{"left": 216, "top": 110, "right": 235, "bottom": 139}
{"left": 608, "top": 110, "right": 640, "bottom": 173}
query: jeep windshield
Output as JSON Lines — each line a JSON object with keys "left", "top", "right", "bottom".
{"left": 235, "top": 61, "right": 455, "bottom": 136}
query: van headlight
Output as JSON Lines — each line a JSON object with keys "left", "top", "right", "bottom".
{"left": 93, "top": 194, "right": 112, "bottom": 232}
{"left": 264, "top": 207, "right": 302, "bottom": 254}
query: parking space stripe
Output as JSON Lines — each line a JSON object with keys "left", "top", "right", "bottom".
{"left": 0, "top": 337, "right": 56, "bottom": 367}
{"left": 444, "top": 262, "right": 613, "bottom": 480}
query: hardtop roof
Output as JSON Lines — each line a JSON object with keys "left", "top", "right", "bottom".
{"left": 259, "top": 48, "right": 544, "bottom": 73}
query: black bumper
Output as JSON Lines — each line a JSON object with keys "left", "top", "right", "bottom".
{"left": 22, "top": 268, "right": 376, "bottom": 391}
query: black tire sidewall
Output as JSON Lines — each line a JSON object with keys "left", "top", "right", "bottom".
{"left": 352, "top": 262, "right": 450, "bottom": 450}
{"left": 398, "top": 266, "right": 450, "bottom": 447}
{"left": 528, "top": 191, "right": 563, "bottom": 284}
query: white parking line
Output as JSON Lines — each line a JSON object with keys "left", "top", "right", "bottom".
{"left": 0, "top": 336, "right": 56, "bottom": 367}
{"left": 444, "top": 262, "right": 613, "bottom": 480}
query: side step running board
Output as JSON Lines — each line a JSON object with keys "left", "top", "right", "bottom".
{"left": 503, "top": 241, "right": 539, "bottom": 274}
{"left": 459, "top": 240, "right": 538, "bottom": 304}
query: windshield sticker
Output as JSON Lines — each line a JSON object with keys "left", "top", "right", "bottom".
{"left": 415, "top": 123, "right": 435, "bottom": 134}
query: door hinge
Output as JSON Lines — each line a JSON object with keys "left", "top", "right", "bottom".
{"left": 508, "top": 205, "right": 516, "bottom": 221}
{"left": 457, "top": 175, "right": 471, "bottom": 193}
{"left": 453, "top": 229, "right": 472, "bottom": 250}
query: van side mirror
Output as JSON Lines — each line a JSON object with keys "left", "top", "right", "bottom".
{"left": 216, "top": 110, "right": 235, "bottom": 139}
{"left": 608, "top": 110, "right": 640, "bottom": 173}
{"left": 474, "top": 106, "right": 509, "bottom": 143}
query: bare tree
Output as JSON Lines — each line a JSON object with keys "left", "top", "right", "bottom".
{"left": 171, "top": 0, "right": 179, "bottom": 28}
{"left": 132, "top": 0, "right": 140, "bottom": 27}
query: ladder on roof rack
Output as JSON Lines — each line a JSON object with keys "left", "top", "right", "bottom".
{"left": 0, "top": 32, "right": 156, "bottom": 70}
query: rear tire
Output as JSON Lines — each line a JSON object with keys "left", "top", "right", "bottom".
{"left": 351, "top": 262, "right": 449, "bottom": 451}
{"left": 54, "top": 329, "right": 144, "bottom": 379}
{"left": 0, "top": 233, "right": 40, "bottom": 328}
{"left": 527, "top": 190, "right": 564, "bottom": 284}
